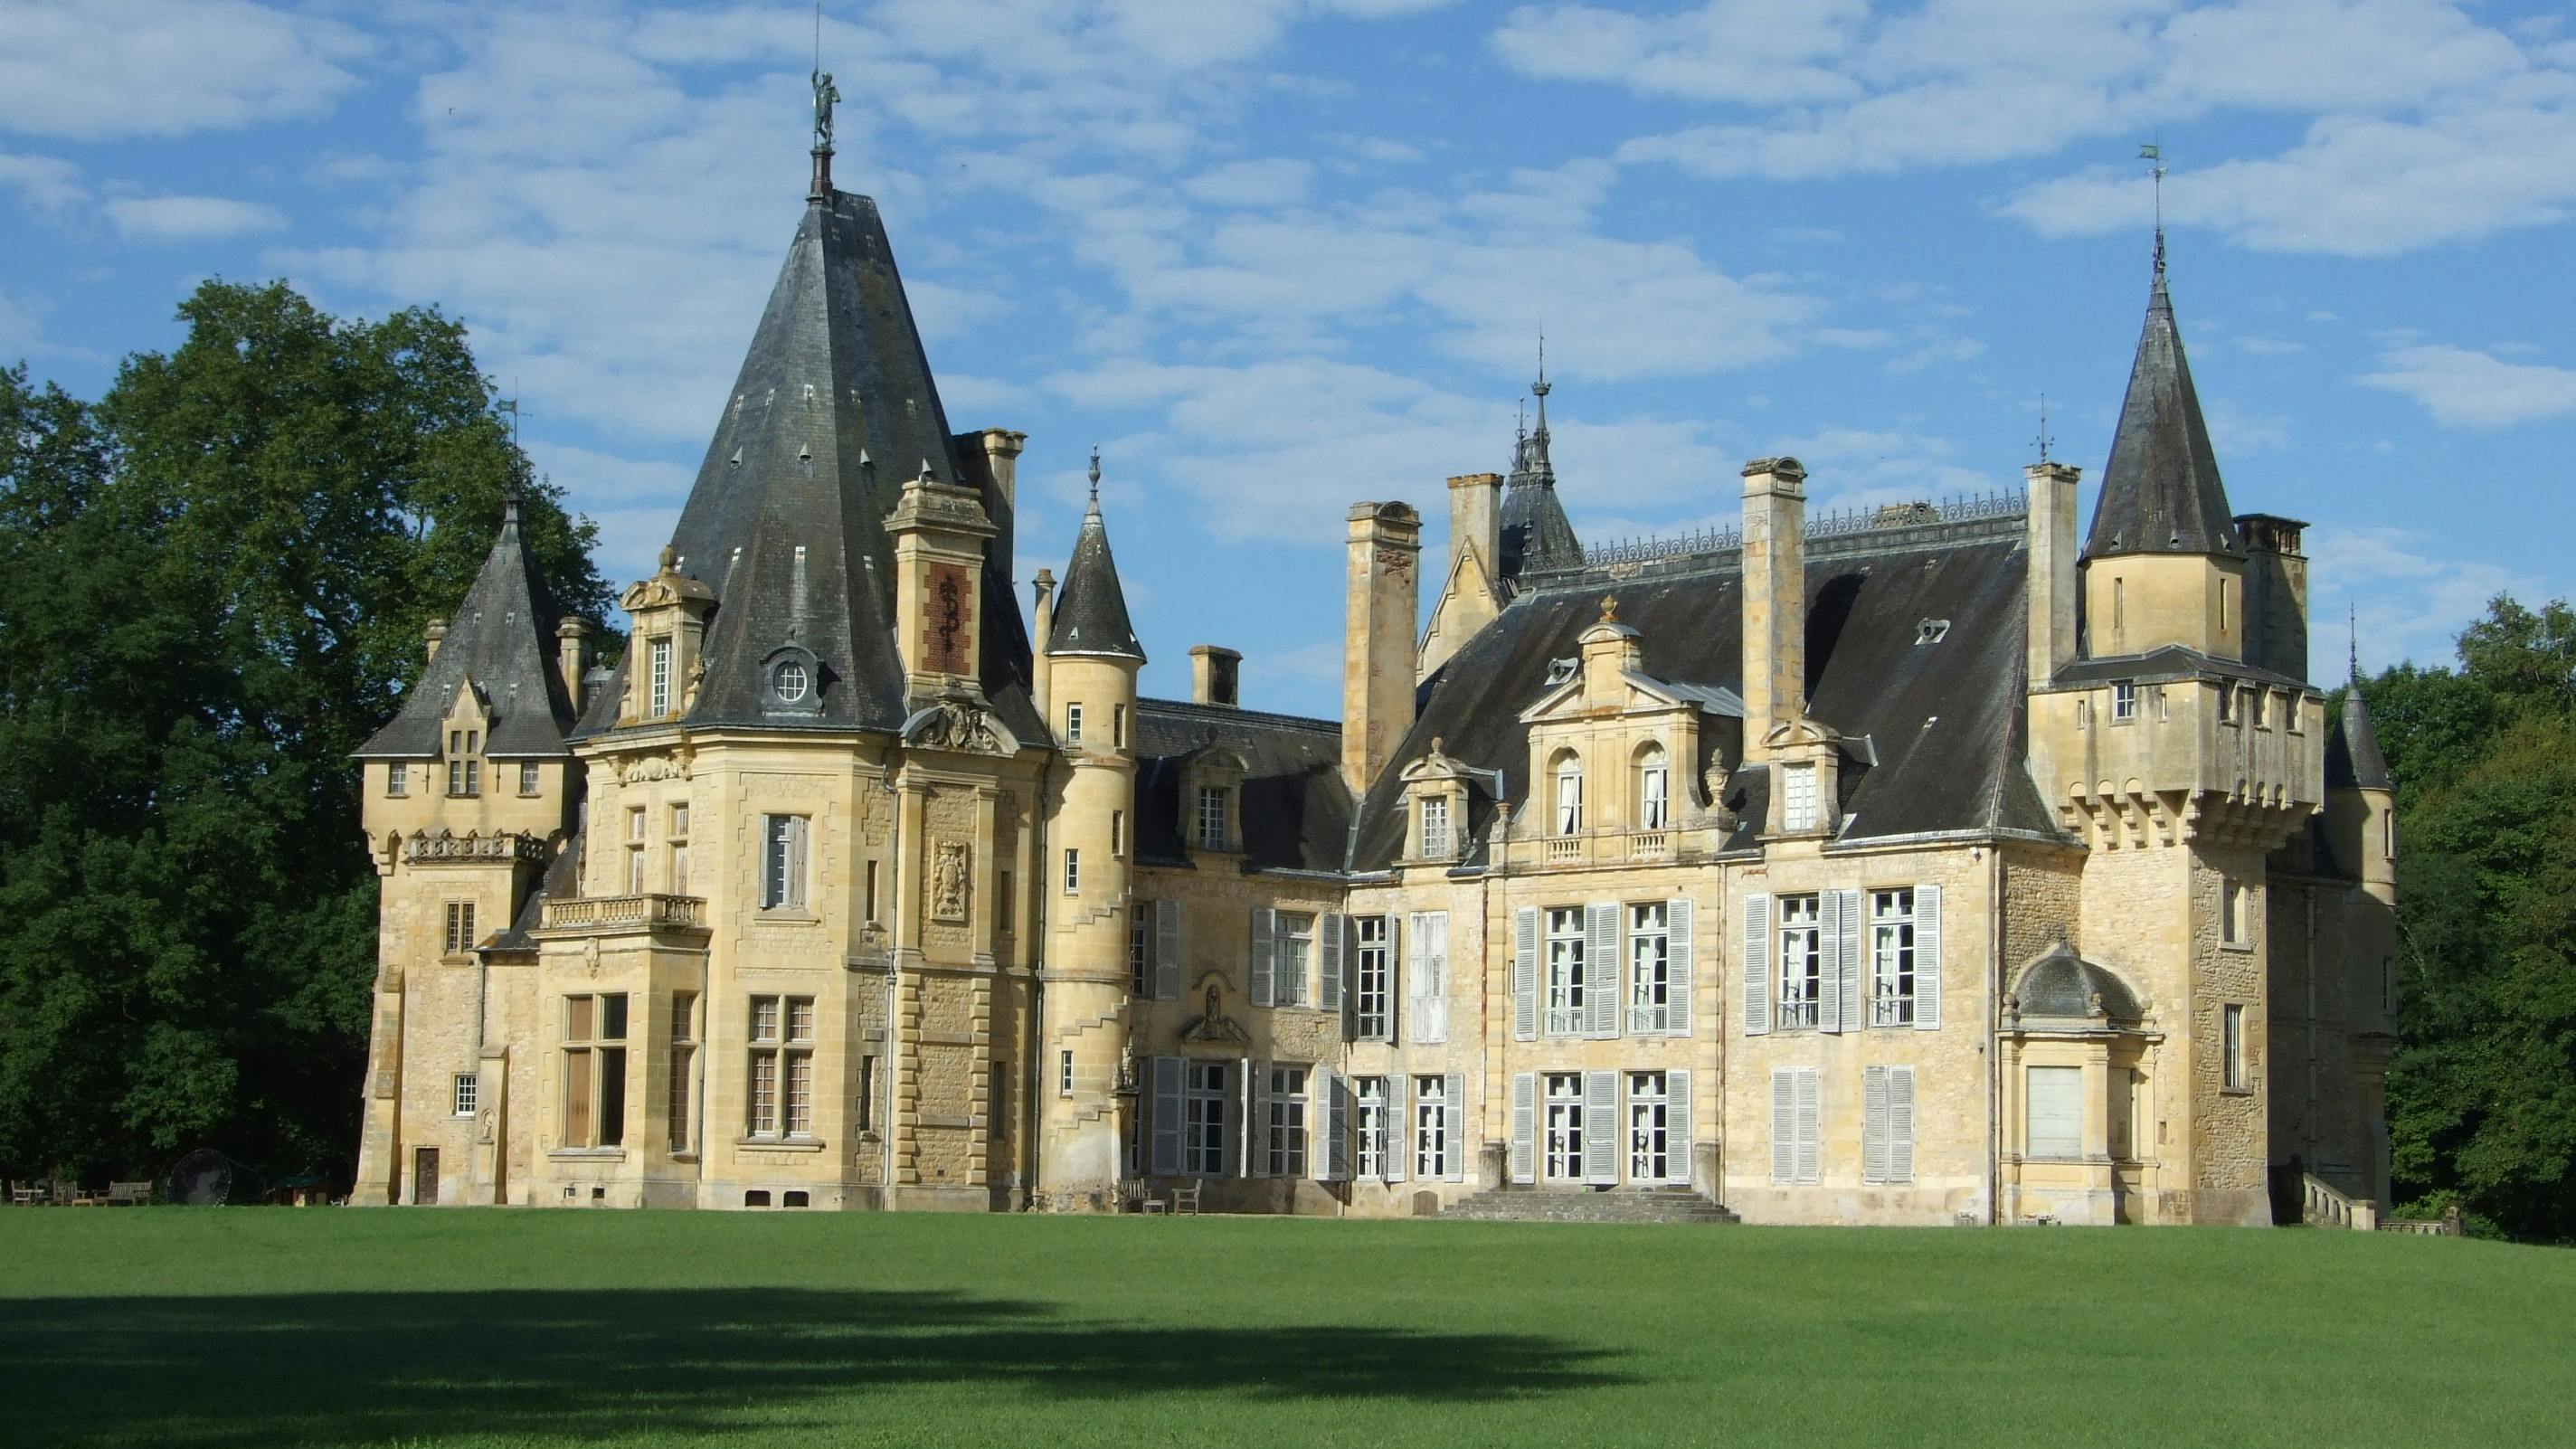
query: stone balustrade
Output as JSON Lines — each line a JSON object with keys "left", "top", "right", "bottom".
{"left": 539, "top": 893, "right": 706, "bottom": 932}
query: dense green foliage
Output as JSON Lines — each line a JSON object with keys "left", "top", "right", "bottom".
{"left": 2, "top": 1211, "right": 2568, "bottom": 1448}
{"left": 2374, "top": 597, "right": 2576, "bottom": 1241}
{"left": 0, "top": 285, "right": 611, "bottom": 1187}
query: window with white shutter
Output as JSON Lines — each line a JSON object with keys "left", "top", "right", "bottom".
{"left": 1264, "top": 1065, "right": 1308, "bottom": 1176}
{"left": 1510, "top": 1072, "right": 1537, "bottom": 1184}
{"left": 1352, "top": 915, "right": 1391, "bottom": 1040}
{"left": 1626, "top": 1071, "right": 1670, "bottom": 1182}
{"left": 1154, "top": 900, "right": 1183, "bottom": 1002}
{"left": 1151, "top": 1057, "right": 1184, "bottom": 1174}
{"left": 1742, "top": 894, "right": 1772, "bottom": 1036}
{"left": 1836, "top": 887, "right": 1862, "bottom": 1034}
{"left": 1512, "top": 907, "right": 1539, "bottom": 1041}
{"left": 1406, "top": 912, "right": 1449, "bottom": 1044}
{"left": 1250, "top": 908, "right": 1277, "bottom": 1007}
{"left": 1544, "top": 907, "right": 1586, "bottom": 1036}
{"left": 1868, "top": 889, "right": 1918, "bottom": 1026}
{"left": 1863, "top": 1065, "right": 1891, "bottom": 1183}
{"left": 1356, "top": 1076, "right": 1387, "bottom": 1179}
{"left": 1771, "top": 1067, "right": 1822, "bottom": 1184}
{"left": 1586, "top": 903, "right": 1620, "bottom": 1037}
{"left": 1583, "top": 1069, "right": 1619, "bottom": 1185}
{"left": 1913, "top": 885, "right": 1942, "bottom": 1030}
{"left": 1665, "top": 897, "right": 1694, "bottom": 1035}
{"left": 1889, "top": 1065, "right": 1916, "bottom": 1183}
{"left": 1666, "top": 1067, "right": 1692, "bottom": 1185}
{"left": 1544, "top": 1074, "right": 1587, "bottom": 1182}
{"left": 1778, "top": 894, "right": 1823, "bottom": 1029}
{"left": 2026, "top": 1065, "right": 2082, "bottom": 1160}
{"left": 1318, "top": 913, "right": 1346, "bottom": 1016}
{"left": 1627, "top": 902, "right": 1671, "bottom": 1034}
{"left": 1441, "top": 1072, "right": 1465, "bottom": 1181}
{"left": 1320, "top": 1068, "right": 1351, "bottom": 1182}
{"left": 1184, "top": 1060, "right": 1230, "bottom": 1176}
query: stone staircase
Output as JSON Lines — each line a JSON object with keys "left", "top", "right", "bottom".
{"left": 1440, "top": 1184, "right": 1739, "bottom": 1225}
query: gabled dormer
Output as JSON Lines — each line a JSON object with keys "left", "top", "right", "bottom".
{"left": 618, "top": 546, "right": 717, "bottom": 727}
{"left": 1397, "top": 736, "right": 1499, "bottom": 867}
{"left": 1511, "top": 596, "right": 1735, "bottom": 867}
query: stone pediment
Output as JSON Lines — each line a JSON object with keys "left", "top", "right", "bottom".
{"left": 901, "top": 692, "right": 1020, "bottom": 756}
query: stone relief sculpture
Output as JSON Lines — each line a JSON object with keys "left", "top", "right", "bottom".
{"left": 931, "top": 840, "right": 971, "bottom": 922}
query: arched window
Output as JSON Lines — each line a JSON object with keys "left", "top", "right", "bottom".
{"left": 1636, "top": 744, "right": 1669, "bottom": 829}
{"left": 1553, "top": 753, "right": 1584, "bottom": 836}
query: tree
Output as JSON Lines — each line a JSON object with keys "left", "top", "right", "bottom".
{"left": 2382, "top": 594, "right": 2576, "bottom": 1242}
{"left": 0, "top": 285, "right": 611, "bottom": 1185}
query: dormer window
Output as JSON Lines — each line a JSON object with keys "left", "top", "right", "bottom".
{"left": 1637, "top": 745, "right": 1670, "bottom": 829}
{"left": 1545, "top": 657, "right": 1578, "bottom": 687}
{"left": 1781, "top": 762, "right": 1818, "bottom": 832}
{"left": 446, "top": 729, "right": 481, "bottom": 798}
{"left": 1915, "top": 618, "right": 1950, "bottom": 645}
{"left": 1197, "top": 785, "right": 1229, "bottom": 851}
{"left": 648, "top": 636, "right": 674, "bottom": 716}
{"left": 1419, "top": 795, "right": 1451, "bottom": 858}
{"left": 1552, "top": 753, "right": 1584, "bottom": 836}
{"left": 772, "top": 660, "right": 810, "bottom": 703}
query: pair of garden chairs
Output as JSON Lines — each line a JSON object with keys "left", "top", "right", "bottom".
{"left": 1126, "top": 1181, "right": 1202, "bottom": 1216}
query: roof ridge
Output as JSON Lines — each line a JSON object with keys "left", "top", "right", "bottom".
{"left": 1139, "top": 696, "right": 1342, "bottom": 733}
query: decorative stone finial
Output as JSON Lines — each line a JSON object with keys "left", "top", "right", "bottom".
{"left": 1088, "top": 446, "right": 1102, "bottom": 505}
{"left": 658, "top": 545, "right": 677, "bottom": 573}
{"left": 1599, "top": 593, "right": 1618, "bottom": 624}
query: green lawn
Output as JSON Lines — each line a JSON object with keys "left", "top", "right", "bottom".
{"left": 1, "top": 1210, "right": 2567, "bottom": 1448}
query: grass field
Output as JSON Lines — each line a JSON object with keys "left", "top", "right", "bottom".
{"left": 2, "top": 1210, "right": 2569, "bottom": 1449}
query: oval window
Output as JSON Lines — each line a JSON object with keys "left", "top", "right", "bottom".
{"left": 775, "top": 661, "right": 810, "bottom": 702}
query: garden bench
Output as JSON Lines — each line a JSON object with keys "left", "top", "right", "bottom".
{"left": 104, "top": 1181, "right": 153, "bottom": 1206}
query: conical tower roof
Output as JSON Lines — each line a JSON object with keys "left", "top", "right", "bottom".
{"left": 358, "top": 501, "right": 575, "bottom": 758}
{"left": 578, "top": 185, "right": 1037, "bottom": 738}
{"left": 2086, "top": 255, "right": 2241, "bottom": 560}
{"left": 1046, "top": 456, "right": 1144, "bottom": 662}
{"left": 1499, "top": 365, "right": 1579, "bottom": 579}
{"left": 2326, "top": 674, "right": 2393, "bottom": 791}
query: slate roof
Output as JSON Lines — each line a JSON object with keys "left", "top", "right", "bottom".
{"left": 2051, "top": 644, "right": 2311, "bottom": 692}
{"left": 573, "top": 188, "right": 1038, "bottom": 741}
{"left": 358, "top": 503, "right": 575, "bottom": 759}
{"left": 2012, "top": 942, "right": 2145, "bottom": 1022}
{"left": 2326, "top": 681, "right": 2393, "bottom": 791}
{"left": 1132, "top": 699, "right": 1350, "bottom": 874}
{"left": 1046, "top": 498, "right": 1144, "bottom": 661}
{"left": 1350, "top": 510, "right": 2059, "bottom": 872}
{"left": 1498, "top": 379, "right": 1580, "bottom": 580}
{"left": 2086, "top": 259, "right": 2241, "bottom": 560}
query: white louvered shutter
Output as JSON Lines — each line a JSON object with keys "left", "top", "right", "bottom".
{"left": 1742, "top": 894, "right": 1772, "bottom": 1036}
{"left": 1666, "top": 897, "right": 1694, "bottom": 1036}
{"left": 1586, "top": 902, "right": 1620, "bottom": 1037}
{"left": 1320, "top": 1065, "right": 1349, "bottom": 1182}
{"left": 1154, "top": 899, "right": 1182, "bottom": 1002}
{"left": 1838, "top": 888, "right": 1864, "bottom": 1034}
{"left": 1151, "top": 1056, "right": 1183, "bottom": 1175}
{"left": 1862, "top": 1065, "right": 1890, "bottom": 1184}
{"left": 1770, "top": 1069, "right": 1795, "bottom": 1184}
{"left": 1584, "top": 1069, "right": 1618, "bottom": 1184}
{"left": 1443, "top": 1072, "right": 1465, "bottom": 1181}
{"left": 1795, "top": 1068, "right": 1822, "bottom": 1185}
{"left": 1248, "top": 1059, "right": 1272, "bottom": 1177}
{"left": 1410, "top": 912, "right": 1449, "bottom": 1045}
{"left": 1381, "top": 914, "right": 1400, "bottom": 1044}
{"left": 1666, "top": 1068, "right": 1692, "bottom": 1185}
{"left": 1384, "top": 1077, "right": 1407, "bottom": 1184}
{"left": 1889, "top": 1066, "right": 1916, "bottom": 1184}
{"left": 1320, "top": 912, "right": 1346, "bottom": 1016}
{"left": 1818, "top": 889, "right": 1845, "bottom": 1034}
{"left": 1510, "top": 1072, "right": 1536, "bottom": 1184}
{"left": 1250, "top": 907, "right": 1276, "bottom": 1007}
{"left": 1914, "top": 884, "right": 1943, "bottom": 1031}
{"left": 1512, "top": 906, "right": 1539, "bottom": 1042}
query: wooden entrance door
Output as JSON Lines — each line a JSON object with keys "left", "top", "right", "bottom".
{"left": 412, "top": 1147, "right": 440, "bottom": 1205}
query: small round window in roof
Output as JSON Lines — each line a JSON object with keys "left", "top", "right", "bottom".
{"left": 774, "top": 661, "right": 810, "bottom": 703}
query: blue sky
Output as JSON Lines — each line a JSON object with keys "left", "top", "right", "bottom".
{"left": 6, "top": 0, "right": 2573, "bottom": 719}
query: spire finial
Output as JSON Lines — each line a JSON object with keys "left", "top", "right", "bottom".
{"left": 2350, "top": 602, "right": 2360, "bottom": 683}
{"left": 2140, "top": 140, "right": 2166, "bottom": 279}
{"left": 1087, "top": 445, "right": 1102, "bottom": 507}
{"left": 809, "top": 4, "right": 839, "bottom": 201}
{"left": 1531, "top": 332, "right": 1549, "bottom": 399}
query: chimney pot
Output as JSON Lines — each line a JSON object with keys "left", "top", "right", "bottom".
{"left": 1190, "top": 645, "right": 1244, "bottom": 707}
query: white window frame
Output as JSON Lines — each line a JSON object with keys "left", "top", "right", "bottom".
{"left": 1275, "top": 911, "right": 1315, "bottom": 1007}
{"left": 1129, "top": 902, "right": 1152, "bottom": 998}
{"left": 1184, "top": 1060, "right": 1229, "bottom": 1177}
{"left": 1062, "top": 847, "right": 1080, "bottom": 895}
{"left": 760, "top": 814, "right": 809, "bottom": 912}
{"left": 1265, "top": 1065, "right": 1309, "bottom": 1176}
{"left": 1419, "top": 794, "right": 1450, "bottom": 858}
{"left": 2112, "top": 679, "right": 2140, "bottom": 722}
{"left": 648, "top": 636, "right": 673, "bottom": 716}
{"left": 1197, "top": 785, "right": 1228, "bottom": 851}
{"left": 746, "top": 994, "right": 816, "bottom": 1141}
{"left": 1059, "top": 1050, "right": 1075, "bottom": 1097}
{"left": 1553, "top": 755, "right": 1584, "bottom": 835}
{"left": 1543, "top": 906, "right": 1586, "bottom": 1036}
{"left": 1781, "top": 762, "right": 1817, "bottom": 831}
{"left": 1064, "top": 701, "right": 1084, "bottom": 746}
{"left": 1628, "top": 902, "right": 1670, "bottom": 1033}
{"left": 1776, "top": 894, "right": 1823, "bottom": 1029}
{"left": 1869, "top": 887, "right": 1917, "bottom": 1027}
{"left": 2222, "top": 1003, "right": 2249, "bottom": 1092}
{"left": 1542, "top": 1073, "right": 1586, "bottom": 1182}
{"left": 452, "top": 1072, "right": 478, "bottom": 1118}
{"left": 517, "top": 760, "right": 541, "bottom": 796}
{"left": 1355, "top": 1076, "right": 1387, "bottom": 1179}
{"left": 386, "top": 762, "right": 408, "bottom": 796}
{"left": 1627, "top": 1071, "right": 1671, "bottom": 1183}
{"left": 1638, "top": 750, "right": 1669, "bottom": 829}
{"left": 1352, "top": 915, "right": 1391, "bottom": 1039}
{"left": 1413, "top": 1075, "right": 1451, "bottom": 1179}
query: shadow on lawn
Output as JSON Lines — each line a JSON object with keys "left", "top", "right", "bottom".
{"left": 1, "top": 1286, "right": 1626, "bottom": 1446}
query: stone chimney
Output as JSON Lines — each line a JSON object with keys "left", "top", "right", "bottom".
{"left": 425, "top": 618, "right": 448, "bottom": 665}
{"left": 556, "top": 617, "right": 591, "bottom": 714}
{"left": 1343, "top": 501, "right": 1422, "bottom": 796}
{"left": 965, "top": 428, "right": 1027, "bottom": 577}
{"left": 1447, "top": 471, "right": 1502, "bottom": 585}
{"left": 1739, "top": 457, "right": 1807, "bottom": 761}
{"left": 2027, "top": 462, "right": 2081, "bottom": 685}
{"left": 1029, "top": 567, "right": 1056, "bottom": 716}
{"left": 2234, "top": 513, "right": 2310, "bottom": 680}
{"left": 1190, "top": 645, "right": 1243, "bottom": 707}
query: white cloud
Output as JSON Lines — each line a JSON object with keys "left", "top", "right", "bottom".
{"left": 103, "top": 194, "right": 289, "bottom": 243}
{"left": 1184, "top": 158, "right": 1316, "bottom": 208}
{"left": 2359, "top": 344, "right": 2576, "bottom": 428}
{"left": 0, "top": 150, "right": 84, "bottom": 213}
{"left": 2309, "top": 526, "right": 2538, "bottom": 670}
{"left": 0, "top": 0, "right": 370, "bottom": 141}
{"left": 0, "top": 288, "right": 43, "bottom": 360}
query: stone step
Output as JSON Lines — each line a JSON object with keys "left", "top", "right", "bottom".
{"left": 1439, "top": 1187, "right": 1740, "bottom": 1226}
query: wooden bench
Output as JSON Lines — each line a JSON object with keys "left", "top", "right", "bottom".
{"left": 103, "top": 1181, "right": 153, "bottom": 1207}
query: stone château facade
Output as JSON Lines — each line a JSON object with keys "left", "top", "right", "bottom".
{"left": 351, "top": 141, "right": 2397, "bottom": 1226}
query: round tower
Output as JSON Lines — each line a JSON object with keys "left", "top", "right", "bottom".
{"left": 1036, "top": 452, "right": 1147, "bottom": 1208}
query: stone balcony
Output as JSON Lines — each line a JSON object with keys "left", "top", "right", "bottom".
{"left": 1525, "top": 829, "right": 1681, "bottom": 871}
{"left": 537, "top": 893, "right": 708, "bottom": 934}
